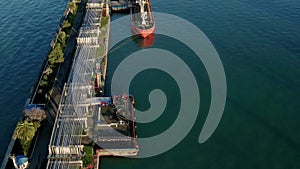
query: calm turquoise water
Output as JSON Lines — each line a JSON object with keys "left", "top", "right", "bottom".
{"left": 1, "top": 0, "right": 300, "bottom": 168}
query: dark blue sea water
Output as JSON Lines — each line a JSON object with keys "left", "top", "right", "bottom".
{"left": 1, "top": 0, "right": 300, "bottom": 168}
{"left": 0, "top": 0, "right": 67, "bottom": 163}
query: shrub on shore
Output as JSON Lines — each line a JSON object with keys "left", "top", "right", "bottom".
{"left": 13, "top": 119, "right": 41, "bottom": 155}
{"left": 82, "top": 146, "right": 94, "bottom": 167}
{"left": 35, "top": 2, "right": 80, "bottom": 100}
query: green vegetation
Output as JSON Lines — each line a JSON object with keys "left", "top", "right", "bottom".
{"left": 62, "top": 20, "right": 71, "bottom": 29}
{"left": 43, "top": 67, "right": 53, "bottom": 76}
{"left": 96, "top": 45, "right": 105, "bottom": 58}
{"left": 82, "top": 129, "right": 87, "bottom": 136}
{"left": 13, "top": 108, "right": 46, "bottom": 155}
{"left": 57, "top": 31, "right": 67, "bottom": 48}
{"left": 49, "top": 43, "right": 64, "bottom": 64}
{"left": 14, "top": 119, "right": 41, "bottom": 155}
{"left": 14, "top": 120, "right": 40, "bottom": 141}
{"left": 67, "top": 2, "right": 79, "bottom": 25}
{"left": 35, "top": 2, "right": 80, "bottom": 101}
{"left": 62, "top": 20, "right": 72, "bottom": 35}
{"left": 100, "top": 16, "right": 109, "bottom": 28}
{"left": 68, "top": 2, "right": 78, "bottom": 15}
{"left": 82, "top": 146, "right": 94, "bottom": 167}
{"left": 19, "top": 139, "right": 33, "bottom": 156}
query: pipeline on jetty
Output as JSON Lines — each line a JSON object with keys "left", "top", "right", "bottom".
{"left": 46, "top": 0, "right": 138, "bottom": 168}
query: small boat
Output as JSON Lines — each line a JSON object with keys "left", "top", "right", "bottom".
{"left": 110, "top": 0, "right": 129, "bottom": 12}
{"left": 130, "top": 0, "right": 155, "bottom": 38}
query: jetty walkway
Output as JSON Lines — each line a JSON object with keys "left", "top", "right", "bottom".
{"left": 46, "top": 0, "right": 137, "bottom": 168}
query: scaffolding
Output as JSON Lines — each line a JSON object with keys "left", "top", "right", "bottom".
{"left": 46, "top": 1, "right": 105, "bottom": 168}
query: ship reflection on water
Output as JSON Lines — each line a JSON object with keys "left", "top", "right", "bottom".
{"left": 132, "top": 33, "right": 155, "bottom": 48}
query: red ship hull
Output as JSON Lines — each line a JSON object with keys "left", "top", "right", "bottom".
{"left": 131, "top": 22, "right": 155, "bottom": 38}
